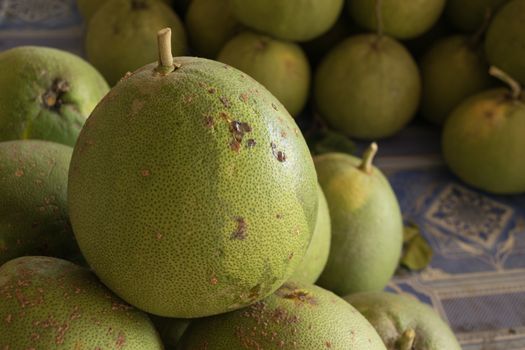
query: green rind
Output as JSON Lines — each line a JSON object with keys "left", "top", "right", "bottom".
{"left": 179, "top": 281, "right": 387, "bottom": 349}
{"left": 0, "top": 140, "right": 79, "bottom": 265}
{"left": 68, "top": 57, "right": 318, "bottom": 318}
{"left": 0, "top": 256, "right": 162, "bottom": 349}
{"left": 445, "top": 0, "right": 509, "bottom": 33}
{"left": 345, "top": 292, "right": 461, "bottom": 350}
{"left": 315, "top": 152, "right": 403, "bottom": 295}
{"left": 77, "top": 0, "right": 172, "bottom": 21}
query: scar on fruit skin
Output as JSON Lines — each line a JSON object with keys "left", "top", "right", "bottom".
{"left": 228, "top": 120, "right": 253, "bottom": 152}
{"left": 270, "top": 142, "right": 286, "bottom": 162}
{"left": 231, "top": 217, "right": 247, "bottom": 240}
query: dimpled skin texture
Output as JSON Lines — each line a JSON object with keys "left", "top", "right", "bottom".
{"left": 345, "top": 292, "right": 461, "bottom": 350}
{"left": 420, "top": 35, "right": 493, "bottom": 125}
{"left": 0, "top": 256, "right": 162, "bottom": 349}
{"left": 86, "top": 0, "right": 187, "bottom": 85}
{"left": 179, "top": 281, "right": 387, "bottom": 350}
{"left": 68, "top": 57, "right": 318, "bottom": 318}
{"left": 446, "top": 0, "right": 509, "bottom": 32}
{"left": 218, "top": 32, "right": 311, "bottom": 117}
{"left": 186, "top": 0, "right": 240, "bottom": 58}
{"left": 485, "top": 0, "right": 525, "bottom": 85}
{"left": 349, "top": 0, "right": 446, "bottom": 40}
{"left": 0, "top": 46, "right": 109, "bottom": 147}
{"left": 230, "top": 0, "right": 344, "bottom": 42}
{"left": 314, "top": 153, "right": 403, "bottom": 296}
{"left": 289, "top": 185, "right": 331, "bottom": 284}
{"left": 442, "top": 88, "right": 525, "bottom": 194}
{"left": 315, "top": 35, "right": 421, "bottom": 140}
{"left": 0, "top": 140, "right": 79, "bottom": 265}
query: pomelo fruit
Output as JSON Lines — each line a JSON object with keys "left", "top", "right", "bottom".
{"left": 442, "top": 67, "right": 525, "bottom": 194}
{"left": 289, "top": 184, "right": 331, "bottom": 284}
{"left": 68, "top": 29, "right": 318, "bottom": 318}
{"left": 485, "top": 0, "right": 525, "bottom": 85}
{"left": 0, "top": 140, "right": 78, "bottom": 265}
{"left": 0, "top": 46, "right": 109, "bottom": 146}
{"left": 178, "top": 281, "right": 387, "bottom": 349}
{"left": 349, "top": 0, "right": 446, "bottom": 40}
{"left": 315, "top": 144, "right": 404, "bottom": 295}
{"left": 345, "top": 292, "right": 461, "bottom": 350}
{"left": 77, "top": 0, "right": 172, "bottom": 21}
{"left": 314, "top": 34, "right": 421, "bottom": 139}
{"left": 85, "top": 0, "right": 187, "bottom": 85}
{"left": 185, "top": 0, "right": 240, "bottom": 58}
{"left": 218, "top": 31, "right": 311, "bottom": 117}
{"left": 0, "top": 256, "right": 162, "bottom": 349}
{"left": 229, "top": 0, "right": 344, "bottom": 42}
{"left": 446, "top": 0, "right": 509, "bottom": 32}
{"left": 420, "top": 35, "right": 493, "bottom": 124}
{"left": 150, "top": 316, "right": 190, "bottom": 349}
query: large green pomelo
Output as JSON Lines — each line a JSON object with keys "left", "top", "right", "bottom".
{"left": 485, "top": 0, "right": 525, "bottom": 85}
{"left": 289, "top": 184, "right": 331, "bottom": 284}
{"left": 345, "top": 292, "right": 461, "bottom": 350}
{"left": 185, "top": 0, "right": 240, "bottom": 58}
{"left": 0, "top": 256, "right": 162, "bottom": 349}
{"left": 349, "top": 0, "right": 446, "bottom": 40}
{"left": 68, "top": 48, "right": 318, "bottom": 317}
{"left": 218, "top": 31, "right": 311, "bottom": 117}
{"left": 314, "top": 147, "right": 403, "bottom": 295}
{"left": 315, "top": 34, "right": 421, "bottom": 140}
{"left": 445, "top": 0, "right": 509, "bottom": 32}
{"left": 229, "top": 0, "right": 344, "bottom": 42}
{"left": 77, "top": 0, "right": 172, "bottom": 21}
{"left": 0, "top": 46, "right": 109, "bottom": 146}
{"left": 0, "top": 140, "right": 78, "bottom": 265}
{"left": 420, "top": 35, "right": 493, "bottom": 124}
{"left": 178, "top": 281, "right": 387, "bottom": 349}
{"left": 85, "top": 0, "right": 187, "bottom": 85}
{"left": 442, "top": 88, "right": 525, "bottom": 194}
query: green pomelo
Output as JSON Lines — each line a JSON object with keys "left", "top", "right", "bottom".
{"left": 68, "top": 31, "right": 318, "bottom": 318}
{"left": 420, "top": 35, "right": 493, "bottom": 124}
{"left": 185, "top": 0, "right": 240, "bottom": 58}
{"left": 85, "top": 0, "right": 187, "bottom": 85}
{"left": 0, "top": 46, "right": 109, "bottom": 146}
{"left": 485, "top": 0, "right": 525, "bottom": 85}
{"left": 289, "top": 184, "right": 331, "bottom": 284}
{"left": 218, "top": 31, "right": 311, "bottom": 117}
{"left": 0, "top": 256, "right": 162, "bottom": 349}
{"left": 445, "top": 0, "right": 509, "bottom": 32}
{"left": 230, "top": 0, "right": 344, "bottom": 42}
{"left": 150, "top": 316, "right": 190, "bottom": 349}
{"left": 442, "top": 87, "right": 525, "bottom": 194}
{"left": 0, "top": 140, "right": 78, "bottom": 265}
{"left": 314, "top": 145, "right": 403, "bottom": 295}
{"left": 315, "top": 34, "right": 421, "bottom": 140}
{"left": 178, "top": 281, "right": 387, "bottom": 349}
{"left": 403, "top": 19, "right": 452, "bottom": 60}
{"left": 349, "top": 0, "right": 446, "bottom": 40}
{"left": 77, "top": 0, "right": 172, "bottom": 21}
{"left": 345, "top": 292, "right": 461, "bottom": 350}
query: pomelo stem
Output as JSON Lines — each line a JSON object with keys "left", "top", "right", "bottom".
{"left": 489, "top": 66, "right": 522, "bottom": 99}
{"left": 359, "top": 142, "right": 378, "bottom": 174}
{"left": 375, "top": 0, "right": 384, "bottom": 39}
{"left": 156, "top": 28, "right": 174, "bottom": 74}
{"left": 399, "top": 328, "right": 416, "bottom": 350}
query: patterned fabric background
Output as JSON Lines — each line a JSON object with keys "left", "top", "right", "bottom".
{"left": 1, "top": 1, "right": 524, "bottom": 349}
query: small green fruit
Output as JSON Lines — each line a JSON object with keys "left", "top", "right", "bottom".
{"left": 345, "top": 292, "right": 461, "bottom": 350}
{"left": 230, "top": 0, "right": 344, "bottom": 42}
{"left": 0, "top": 256, "right": 162, "bottom": 349}
{"left": 0, "top": 46, "right": 109, "bottom": 146}
{"left": 85, "top": 0, "right": 187, "bottom": 85}
{"left": 289, "top": 185, "right": 331, "bottom": 284}
{"left": 315, "top": 35, "right": 421, "bottom": 139}
{"left": 178, "top": 281, "right": 387, "bottom": 349}
{"left": 218, "top": 31, "right": 311, "bottom": 117}
{"left": 445, "top": 0, "right": 509, "bottom": 32}
{"left": 349, "top": 0, "right": 446, "bottom": 39}
{"left": 420, "top": 35, "right": 493, "bottom": 124}
{"left": 315, "top": 144, "right": 404, "bottom": 295}
{"left": 0, "top": 140, "right": 78, "bottom": 265}
{"left": 77, "top": 0, "right": 172, "bottom": 21}
{"left": 485, "top": 0, "right": 525, "bottom": 85}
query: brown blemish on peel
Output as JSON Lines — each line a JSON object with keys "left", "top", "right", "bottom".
{"left": 42, "top": 79, "right": 70, "bottom": 110}
{"left": 203, "top": 115, "right": 214, "bottom": 128}
{"left": 231, "top": 217, "right": 247, "bottom": 240}
{"left": 219, "top": 96, "right": 231, "bottom": 108}
{"left": 246, "top": 139, "right": 256, "bottom": 148}
{"left": 270, "top": 143, "right": 286, "bottom": 162}
{"left": 229, "top": 121, "right": 252, "bottom": 152}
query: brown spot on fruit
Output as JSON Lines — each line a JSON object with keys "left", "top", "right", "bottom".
{"left": 207, "top": 88, "right": 216, "bottom": 94}
{"left": 15, "top": 169, "right": 24, "bottom": 177}
{"left": 326, "top": 341, "right": 332, "bottom": 348}
{"left": 42, "top": 79, "right": 70, "bottom": 110}
{"left": 230, "top": 140, "right": 241, "bottom": 152}
{"left": 116, "top": 332, "right": 126, "bottom": 349}
{"left": 210, "top": 275, "right": 218, "bottom": 285}
{"left": 219, "top": 96, "right": 231, "bottom": 108}
{"left": 231, "top": 217, "right": 247, "bottom": 240}
{"left": 240, "top": 93, "right": 249, "bottom": 102}
{"left": 247, "top": 139, "right": 256, "bottom": 148}
{"left": 140, "top": 169, "right": 150, "bottom": 177}
{"left": 203, "top": 115, "right": 214, "bottom": 128}
{"left": 270, "top": 143, "right": 286, "bottom": 162}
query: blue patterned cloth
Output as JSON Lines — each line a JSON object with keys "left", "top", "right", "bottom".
{"left": 1, "top": 1, "right": 524, "bottom": 349}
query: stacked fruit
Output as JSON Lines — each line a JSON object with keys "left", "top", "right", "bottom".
{"left": 0, "top": 0, "right": 523, "bottom": 348}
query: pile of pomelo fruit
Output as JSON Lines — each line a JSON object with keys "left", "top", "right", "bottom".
{"left": 1, "top": 0, "right": 524, "bottom": 348}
